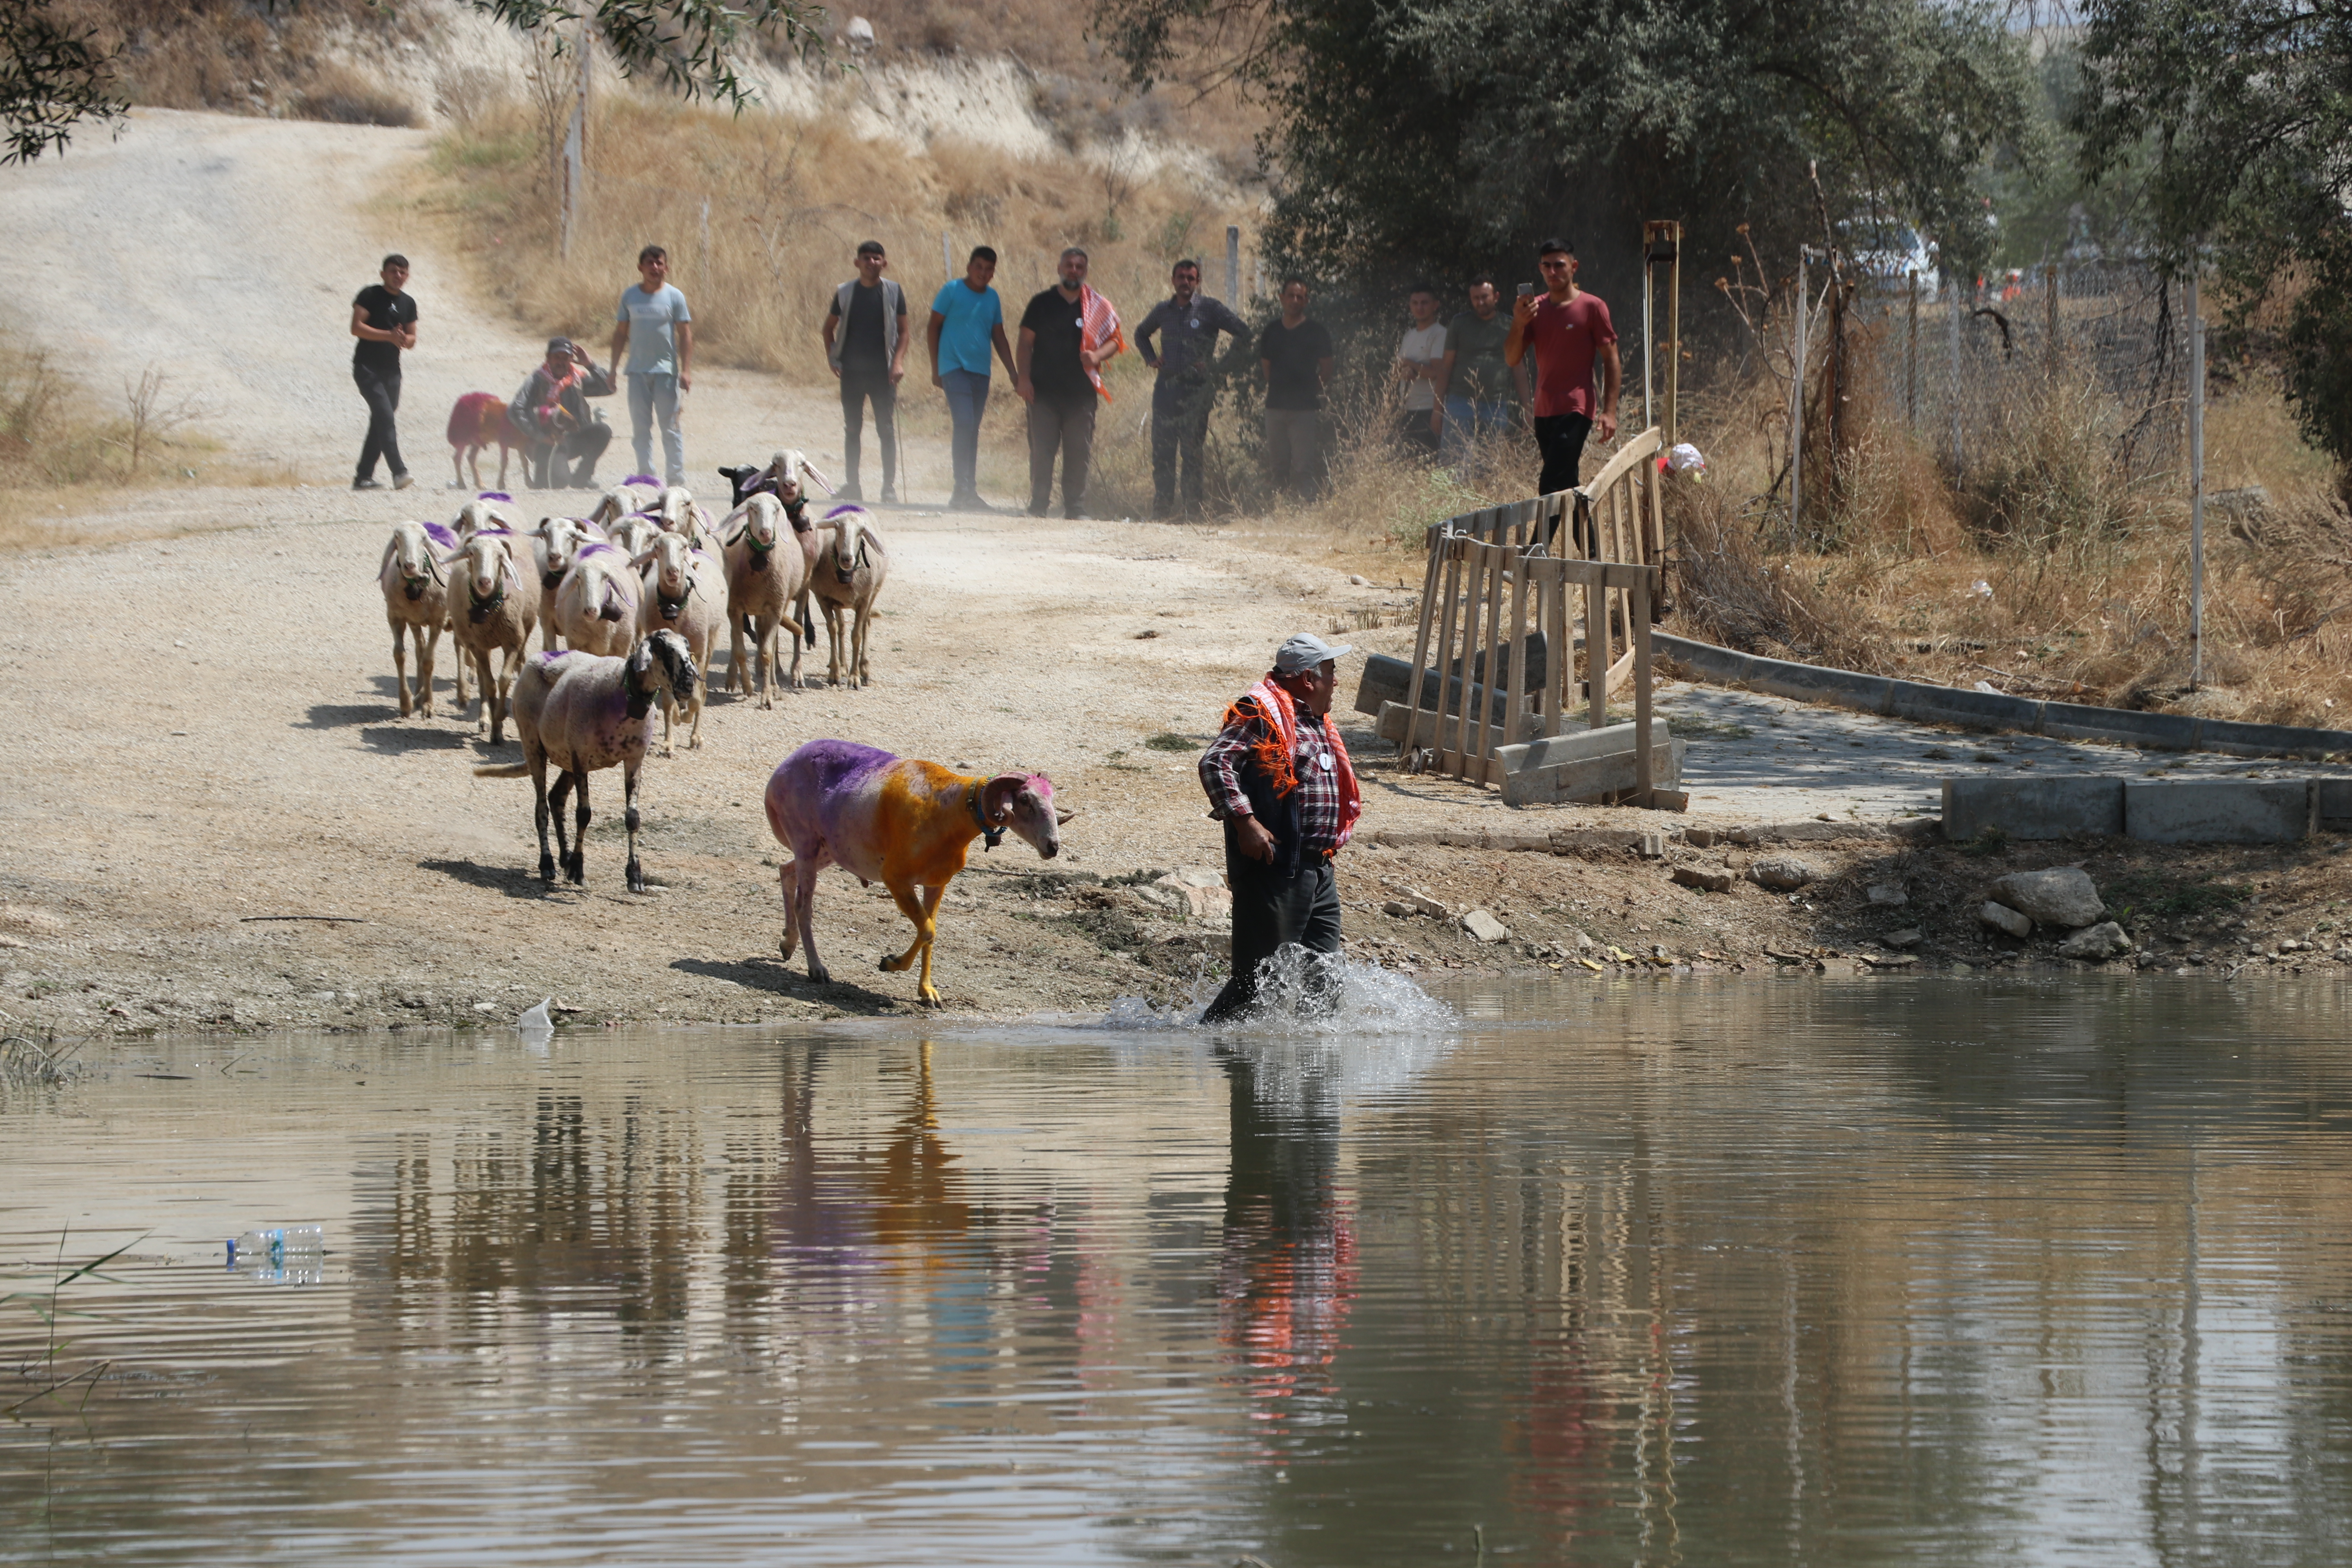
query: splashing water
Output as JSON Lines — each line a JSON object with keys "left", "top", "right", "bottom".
{"left": 1101, "top": 946, "right": 1457, "bottom": 1036}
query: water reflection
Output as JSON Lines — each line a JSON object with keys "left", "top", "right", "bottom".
{"left": 8, "top": 981, "right": 2352, "bottom": 1566}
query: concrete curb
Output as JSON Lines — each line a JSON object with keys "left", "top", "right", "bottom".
{"left": 1653, "top": 631, "right": 2352, "bottom": 760}
{"left": 1365, "top": 817, "right": 1935, "bottom": 855}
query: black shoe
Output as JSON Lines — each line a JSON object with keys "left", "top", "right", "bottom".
{"left": 353, "top": 477, "right": 383, "bottom": 491}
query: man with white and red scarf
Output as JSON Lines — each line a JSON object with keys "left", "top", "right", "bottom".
{"left": 1197, "top": 633, "right": 1363, "bottom": 1021}
{"left": 1015, "top": 246, "right": 1123, "bottom": 519}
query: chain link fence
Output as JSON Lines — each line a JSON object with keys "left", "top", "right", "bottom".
{"left": 1849, "top": 260, "right": 2190, "bottom": 477}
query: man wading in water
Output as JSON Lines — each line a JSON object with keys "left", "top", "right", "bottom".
{"left": 1197, "top": 633, "right": 1362, "bottom": 1021}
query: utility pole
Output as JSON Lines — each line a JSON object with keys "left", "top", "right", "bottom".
{"left": 559, "top": 20, "right": 590, "bottom": 259}
{"left": 1642, "top": 220, "right": 1681, "bottom": 445}
{"left": 1906, "top": 270, "right": 1919, "bottom": 428}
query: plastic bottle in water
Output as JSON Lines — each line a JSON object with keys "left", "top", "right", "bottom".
{"left": 227, "top": 1225, "right": 324, "bottom": 1270}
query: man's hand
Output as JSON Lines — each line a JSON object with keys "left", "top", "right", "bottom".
{"left": 1080, "top": 347, "right": 1103, "bottom": 373}
{"left": 1016, "top": 376, "right": 1036, "bottom": 405}
{"left": 829, "top": 363, "right": 841, "bottom": 379}
{"left": 1235, "top": 815, "right": 1276, "bottom": 864}
{"left": 931, "top": 370, "right": 946, "bottom": 390}
{"left": 679, "top": 370, "right": 692, "bottom": 392}
{"left": 1512, "top": 292, "right": 1538, "bottom": 328}
{"left": 1597, "top": 409, "right": 1618, "bottom": 441}
{"left": 889, "top": 361, "right": 906, "bottom": 385}
{"left": 1429, "top": 407, "right": 1443, "bottom": 436}
{"left": 1142, "top": 354, "right": 1160, "bottom": 370}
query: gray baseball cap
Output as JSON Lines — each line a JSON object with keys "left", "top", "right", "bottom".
{"left": 1273, "top": 632, "right": 1353, "bottom": 674}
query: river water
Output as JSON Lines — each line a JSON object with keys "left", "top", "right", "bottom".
{"left": 6, "top": 976, "right": 2352, "bottom": 1564}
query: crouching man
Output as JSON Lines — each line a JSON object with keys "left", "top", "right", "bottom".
{"left": 1197, "top": 633, "right": 1362, "bottom": 1021}
{"left": 510, "top": 336, "right": 615, "bottom": 490}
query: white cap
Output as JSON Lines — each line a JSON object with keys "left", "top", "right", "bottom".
{"left": 1273, "top": 632, "right": 1352, "bottom": 674}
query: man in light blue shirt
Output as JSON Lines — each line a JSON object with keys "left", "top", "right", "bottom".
{"left": 608, "top": 244, "right": 694, "bottom": 486}
{"left": 926, "top": 245, "right": 1017, "bottom": 511}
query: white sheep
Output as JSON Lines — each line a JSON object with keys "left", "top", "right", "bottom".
{"left": 452, "top": 494, "right": 517, "bottom": 541}
{"left": 719, "top": 492, "right": 810, "bottom": 710}
{"left": 377, "top": 521, "right": 455, "bottom": 717}
{"left": 472, "top": 631, "right": 697, "bottom": 893}
{"left": 635, "top": 532, "right": 726, "bottom": 753}
{"left": 653, "top": 485, "right": 720, "bottom": 552}
{"left": 587, "top": 479, "right": 661, "bottom": 530}
{"left": 807, "top": 505, "right": 889, "bottom": 688}
{"left": 446, "top": 529, "right": 543, "bottom": 744}
{"left": 529, "top": 515, "right": 603, "bottom": 653}
{"left": 549, "top": 542, "right": 642, "bottom": 657}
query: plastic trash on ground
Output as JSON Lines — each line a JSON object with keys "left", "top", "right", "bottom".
{"left": 1665, "top": 441, "right": 1707, "bottom": 476}
{"left": 518, "top": 998, "right": 552, "bottom": 1033}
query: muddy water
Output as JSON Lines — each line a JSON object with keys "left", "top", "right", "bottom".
{"left": 7, "top": 978, "right": 2352, "bottom": 1564}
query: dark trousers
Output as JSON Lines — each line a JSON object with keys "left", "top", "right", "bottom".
{"left": 1027, "top": 395, "right": 1096, "bottom": 517}
{"left": 527, "top": 422, "right": 611, "bottom": 488}
{"left": 1399, "top": 407, "right": 1442, "bottom": 455}
{"left": 1151, "top": 378, "right": 1213, "bottom": 517}
{"left": 1534, "top": 411, "right": 1593, "bottom": 499}
{"left": 1204, "top": 851, "right": 1342, "bottom": 1022}
{"left": 840, "top": 367, "right": 897, "bottom": 496}
{"left": 353, "top": 361, "right": 405, "bottom": 481}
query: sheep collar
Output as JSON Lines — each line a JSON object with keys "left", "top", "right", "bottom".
{"left": 468, "top": 577, "right": 505, "bottom": 622}
{"left": 965, "top": 781, "right": 1007, "bottom": 850}
{"left": 657, "top": 577, "right": 693, "bottom": 621}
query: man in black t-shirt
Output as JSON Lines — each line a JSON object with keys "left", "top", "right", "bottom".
{"left": 1016, "top": 247, "right": 1118, "bottom": 518}
{"left": 350, "top": 254, "right": 418, "bottom": 491}
{"left": 1256, "top": 278, "right": 1333, "bottom": 501}
{"left": 822, "top": 240, "right": 909, "bottom": 503}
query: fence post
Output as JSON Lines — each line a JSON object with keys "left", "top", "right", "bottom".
{"left": 1906, "top": 270, "right": 1919, "bottom": 428}
{"left": 1787, "top": 247, "right": 1809, "bottom": 532}
{"left": 1226, "top": 226, "right": 1240, "bottom": 305}
{"left": 1946, "top": 269, "right": 1966, "bottom": 479}
{"left": 1632, "top": 568, "right": 1654, "bottom": 807}
{"left": 2187, "top": 260, "right": 2205, "bottom": 690}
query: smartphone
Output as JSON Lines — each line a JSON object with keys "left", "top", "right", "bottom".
{"left": 1516, "top": 282, "right": 1536, "bottom": 297}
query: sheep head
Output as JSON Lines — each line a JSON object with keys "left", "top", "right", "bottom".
{"left": 637, "top": 531, "right": 695, "bottom": 607}
{"left": 978, "top": 772, "right": 1067, "bottom": 859}
{"left": 628, "top": 630, "right": 698, "bottom": 712}
{"left": 729, "top": 493, "right": 782, "bottom": 564}
{"left": 822, "top": 504, "right": 869, "bottom": 584}
{"left": 459, "top": 533, "right": 521, "bottom": 621}
{"left": 534, "top": 516, "right": 589, "bottom": 588}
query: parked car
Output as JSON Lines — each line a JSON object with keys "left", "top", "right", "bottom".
{"left": 1841, "top": 220, "right": 1940, "bottom": 300}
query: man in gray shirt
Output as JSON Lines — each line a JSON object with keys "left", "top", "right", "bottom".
{"left": 1136, "top": 260, "right": 1249, "bottom": 520}
{"left": 609, "top": 244, "right": 694, "bottom": 486}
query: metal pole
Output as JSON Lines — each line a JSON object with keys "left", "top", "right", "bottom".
{"left": 1641, "top": 241, "right": 1654, "bottom": 435}
{"left": 2188, "top": 263, "right": 2205, "bottom": 689}
{"left": 1226, "top": 225, "right": 1240, "bottom": 303}
{"left": 1946, "top": 269, "right": 1965, "bottom": 479}
{"left": 1787, "top": 248, "right": 1809, "bottom": 530}
{"left": 1665, "top": 225, "right": 1681, "bottom": 449}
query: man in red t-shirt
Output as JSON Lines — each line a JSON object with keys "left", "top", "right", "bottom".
{"left": 1504, "top": 236, "right": 1621, "bottom": 501}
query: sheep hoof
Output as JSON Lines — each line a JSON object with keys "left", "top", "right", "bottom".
{"left": 538, "top": 855, "right": 556, "bottom": 882}
{"left": 808, "top": 964, "right": 830, "bottom": 985}
{"left": 918, "top": 986, "right": 943, "bottom": 1007}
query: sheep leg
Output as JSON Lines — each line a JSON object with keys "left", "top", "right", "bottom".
{"left": 795, "top": 861, "right": 829, "bottom": 984}
{"left": 470, "top": 647, "right": 493, "bottom": 736}
{"left": 490, "top": 645, "right": 521, "bottom": 746}
{"left": 853, "top": 601, "right": 873, "bottom": 687}
{"left": 451, "top": 630, "right": 472, "bottom": 713}
{"left": 786, "top": 606, "right": 805, "bottom": 691}
{"left": 880, "top": 882, "right": 946, "bottom": 1006}
{"left": 686, "top": 630, "right": 708, "bottom": 749}
{"left": 568, "top": 770, "right": 590, "bottom": 884}
{"left": 726, "top": 612, "right": 748, "bottom": 696}
{"left": 391, "top": 618, "right": 412, "bottom": 717}
{"left": 416, "top": 622, "right": 439, "bottom": 718}
{"left": 824, "top": 601, "right": 847, "bottom": 686}
{"left": 532, "top": 764, "right": 557, "bottom": 883}
{"left": 546, "top": 769, "right": 575, "bottom": 883}
{"left": 622, "top": 764, "right": 646, "bottom": 895}
{"left": 778, "top": 860, "right": 801, "bottom": 960}
{"left": 756, "top": 614, "right": 777, "bottom": 711}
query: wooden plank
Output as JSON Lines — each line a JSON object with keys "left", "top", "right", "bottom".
{"left": 1428, "top": 536, "right": 1464, "bottom": 764}
{"left": 1450, "top": 539, "right": 1487, "bottom": 776}
{"left": 1400, "top": 526, "right": 1445, "bottom": 758}
{"left": 1470, "top": 536, "right": 1506, "bottom": 776}
{"left": 1506, "top": 540, "right": 1530, "bottom": 746}
{"left": 1540, "top": 556, "right": 1565, "bottom": 737}
{"left": 1581, "top": 425, "right": 1662, "bottom": 501}
{"left": 1585, "top": 568, "right": 1607, "bottom": 731}
{"left": 1632, "top": 570, "right": 1655, "bottom": 808}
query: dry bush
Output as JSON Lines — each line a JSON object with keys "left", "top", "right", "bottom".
{"left": 294, "top": 62, "right": 418, "bottom": 128}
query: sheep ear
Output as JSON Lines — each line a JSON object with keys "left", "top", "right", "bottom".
{"left": 630, "top": 549, "right": 656, "bottom": 570}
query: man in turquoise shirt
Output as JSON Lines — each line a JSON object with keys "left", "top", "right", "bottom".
{"left": 609, "top": 244, "right": 694, "bottom": 486}
{"left": 927, "top": 245, "right": 1017, "bottom": 511}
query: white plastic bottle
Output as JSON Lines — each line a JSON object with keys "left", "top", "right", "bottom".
{"left": 227, "top": 1225, "right": 324, "bottom": 1269}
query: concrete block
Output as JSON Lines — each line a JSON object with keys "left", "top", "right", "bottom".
{"left": 1940, "top": 775, "right": 2124, "bottom": 841}
{"left": 1742, "top": 654, "right": 1895, "bottom": 714}
{"left": 1501, "top": 738, "right": 1683, "bottom": 808}
{"left": 2198, "top": 718, "right": 2348, "bottom": 759}
{"left": 1374, "top": 829, "right": 1442, "bottom": 847}
{"left": 1461, "top": 908, "right": 1510, "bottom": 942}
{"left": 1550, "top": 827, "right": 1649, "bottom": 855}
{"left": 1980, "top": 901, "right": 2033, "bottom": 938}
{"left": 1671, "top": 865, "right": 1734, "bottom": 893}
{"left": 1885, "top": 680, "right": 2042, "bottom": 732}
{"left": 2037, "top": 701, "right": 2198, "bottom": 751}
{"left": 1378, "top": 701, "right": 1512, "bottom": 755}
{"left": 1492, "top": 831, "right": 1553, "bottom": 853}
{"left": 2124, "top": 779, "right": 2314, "bottom": 844}
{"left": 1354, "top": 653, "right": 1526, "bottom": 728}
{"left": 1686, "top": 827, "right": 1722, "bottom": 848}
{"left": 2321, "top": 778, "right": 2352, "bottom": 832}
{"left": 1497, "top": 721, "right": 1654, "bottom": 776}
{"left": 1652, "top": 633, "right": 1757, "bottom": 685}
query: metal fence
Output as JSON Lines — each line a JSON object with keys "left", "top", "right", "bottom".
{"left": 1847, "top": 260, "right": 2190, "bottom": 476}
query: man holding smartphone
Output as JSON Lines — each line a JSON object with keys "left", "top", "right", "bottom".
{"left": 1504, "top": 236, "right": 1620, "bottom": 499}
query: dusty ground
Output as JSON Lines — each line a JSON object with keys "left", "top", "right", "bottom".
{"left": 4, "top": 110, "right": 2351, "bottom": 1044}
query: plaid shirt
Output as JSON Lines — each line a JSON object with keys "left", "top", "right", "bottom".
{"left": 1200, "top": 698, "right": 1345, "bottom": 855}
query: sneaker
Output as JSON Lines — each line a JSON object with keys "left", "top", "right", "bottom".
{"left": 392, "top": 472, "right": 415, "bottom": 491}
{"left": 837, "top": 484, "right": 864, "bottom": 503}
{"left": 353, "top": 477, "right": 383, "bottom": 491}
{"left": 879, "top": 489, "right": 899, "bottom": 506}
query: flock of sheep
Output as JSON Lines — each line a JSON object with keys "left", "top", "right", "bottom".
{"left": 374, "top": 451, "right": 889, "bottom": 892}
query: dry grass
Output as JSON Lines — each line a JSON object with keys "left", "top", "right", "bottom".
{"left": 49, "top": 0, "right": 428, "bottom": 123}
{"left": 0, "top": 328, "right": 272, "bottom": 550}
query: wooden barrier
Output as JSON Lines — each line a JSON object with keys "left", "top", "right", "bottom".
{"left": 1397, "top": 427, "right": 1668, "bottom": 807}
